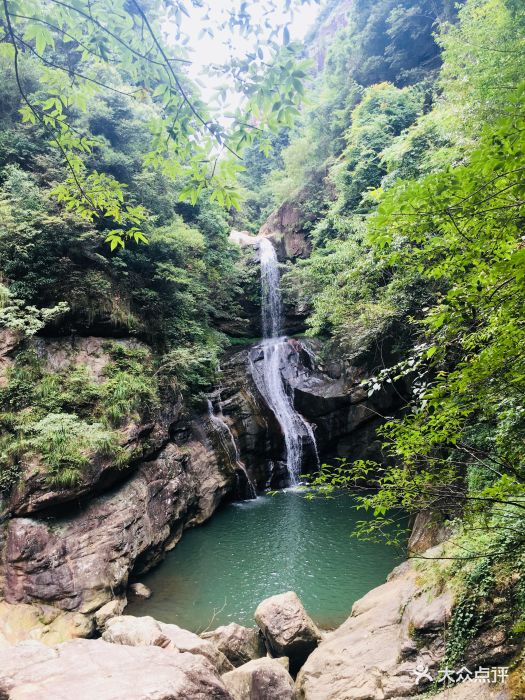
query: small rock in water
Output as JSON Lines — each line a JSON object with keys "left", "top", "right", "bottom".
{"left": 128, "top": 582, "right": 152, "bottom": 599}
{"left": 254, "top": 591, "right": 321, "bottom": 675}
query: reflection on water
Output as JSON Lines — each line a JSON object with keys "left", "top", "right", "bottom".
{"left": 126, "top": 491, "right": 404, "bottom": 632}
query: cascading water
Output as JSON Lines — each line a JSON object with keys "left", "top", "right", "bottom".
{"left": 207, "top": 399, "right": 257, "bottom": 499}
{"left": 254, "top": 237, "right": 318, "bottom": 485}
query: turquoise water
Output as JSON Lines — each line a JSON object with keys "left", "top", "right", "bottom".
{"left": 126, "top": 491, "right": 404, "bottom": 632}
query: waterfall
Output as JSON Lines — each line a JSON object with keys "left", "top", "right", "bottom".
{"left": 207, "top": 399, "right": 257, "bottom": 499}
{"left": 255, "top": 238, "right": 318, "bottom": 486}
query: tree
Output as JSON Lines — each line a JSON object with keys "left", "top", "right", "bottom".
{"left": 0, "top": 0, "right": 316, "bottom": 246}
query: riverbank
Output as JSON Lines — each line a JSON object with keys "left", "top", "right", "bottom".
{"left": 0, "top": 548, "right": 515, "bottom": 699}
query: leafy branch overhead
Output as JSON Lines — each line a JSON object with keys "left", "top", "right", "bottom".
{"left": 0, "top": 0, "right": 315, "bottom": 247}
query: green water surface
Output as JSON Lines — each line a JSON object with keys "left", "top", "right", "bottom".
{"left": 126, "top": 490, "right": 403, "bottom": 631}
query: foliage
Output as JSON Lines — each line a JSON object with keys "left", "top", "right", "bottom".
{"left": 0, "top": 0, "right": 317, "bottom": 243}
{"left": 244, "top": 0, "right": 525, "bottom": 615}
{"left": 0, "top": 344, "right": 155, "bottom": 489}
{"left": 30, "top": 412, "right": 126, "bottom": 486}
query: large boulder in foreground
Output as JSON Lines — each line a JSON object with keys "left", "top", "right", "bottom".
{"left": 0, "top": 638, "right": 233, "bottom": 699}
{"left": 201, "top": 622, "right": 265, "bottom": 667}
{"left": 103, "top": 615, "right": 233, "bottom": 673}
{"left": 222, "top": 657, "right": 296, "bottom": 700}
{"left": 296, "top": 553, "right": 516, "bottom": 699}
{"left": 296, "top": 561, "right": 445, "bottom": 699}
{"left": 255, "top": 592, "right": 321, "bottom": 674}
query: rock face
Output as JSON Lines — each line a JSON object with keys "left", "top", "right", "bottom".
{"left": 295, "top": 556, "right": 516, "bottom": 700}
{"left": 255, "top": 592, "right": 321, "bottom": 675}
{"left": 296, "top": 560, "right": 447, "bottom": 699}
{"left": 201, "top": 623, "right": 266, "bottom": 668}
{"left": 103, "top": 615, "right": 233, "bottom": 673}
{"left": 3, "top": 336, "right": 179, "bottom": 517}
{"left": 1, "top": 431, "right": 236, "bottom": 615}
{"left": 0, "top": 638, "right": 234, "bottom": 700}
{"left": 223, "top": 657, "right": 296, "bottom": 700}
{"left": 407, "top": 510, "right": 452, "bottom": 555}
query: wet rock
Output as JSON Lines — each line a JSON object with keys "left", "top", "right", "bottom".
{"left": 202, "top": 623, "right": 266, "bottom": 667}
{"left": 128, "top": 582, "right": 152, "bottom": 600}
{"left": 222, "top": 657, "right": 296, "bottom": 700}
{"left": 255, "top": 592, "right": 321, "bottom": 675}
{"left": 103, "top": 615, "right": 233, "bottom": 673}
{"left": 1, "top": 435, "right": 235, "bottom": 614}
{"left": 0, "top": 638, "right": 234, "bottom": 699}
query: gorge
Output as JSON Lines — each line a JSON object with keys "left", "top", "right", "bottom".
{"left": 0, "top": 0, "right": 524, "bottom": 697}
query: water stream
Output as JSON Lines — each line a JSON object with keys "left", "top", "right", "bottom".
{"left": 207, "top": 398, "right": 257, "bottom": 499}
{"left": 255, "top": 238, "right": 319, "bottom": 485}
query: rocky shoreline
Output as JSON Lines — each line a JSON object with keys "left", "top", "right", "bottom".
{"left": 0, "top": 551, "right": 513, "bottom": 699}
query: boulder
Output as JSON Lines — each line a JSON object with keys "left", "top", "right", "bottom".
{"left": 202, "top": 623, "right": 266, "bottom": 667}
{"left": 94, "top": 598, "right": 127, "bottom": 630}
{"left": 417, "top": 684, "right": 509, "bottom": 700}
{"left": 103, "top": 615, "right": 233, "bottom": 673}
{"left": 222, "top": 657, "right": 296, "bottom": 700}
{"left": 128, "top": 582, "right": 152, "bottom": 599}
{"left": 255, "top": 592, "right": 321, "bottom": 674}
{"left": 296, "top": 561, "right": 450, "bottom": 699}
{"left": 0, "top": 601, "right": 93, "bottom": 646}
{"left": 0, "top": 638, "right": 234, "bottom": 699}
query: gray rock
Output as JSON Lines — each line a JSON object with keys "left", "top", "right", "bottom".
{"left": 414, "top": 684, "right": 509, "bottom": 700}
{"left": 103, "top": 615, "right": 233, "bottom": 673}
{"left": 202, "top": 623, "right": 266, "bottom": 667}
{"left": 94, "top": 599, "right": 127, "bottom": 630}
{"left": 255, "top": 592, "right": 321, "bottom": 674}
{"left": 408, "top": 510, "right": 452, "bottom": 555}
{"left": 0, "top": 638, "right": 234, "bottom": 699}
{"left": 223, "top": 657, "right": 296, "bottom": 700}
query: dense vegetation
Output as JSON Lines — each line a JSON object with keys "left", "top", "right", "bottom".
{"left": 1, "top": 0, "right": 525, "bottom": 666}
{"left": 240, "top": 0, "right": 525, "bottom": 661}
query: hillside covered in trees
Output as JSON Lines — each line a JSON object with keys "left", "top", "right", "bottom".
{"left": 0, "top": 0, "right": 525, "bottom": 697}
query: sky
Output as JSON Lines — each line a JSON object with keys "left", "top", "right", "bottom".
{"left": 165, "top": 0, "right": 322, "bottom": 111}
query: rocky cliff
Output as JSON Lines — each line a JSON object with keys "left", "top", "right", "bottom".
{"left": 0, "top": 314, "right": 401, "bottom": 632}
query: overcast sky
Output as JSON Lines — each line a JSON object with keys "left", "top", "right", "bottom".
{"left": 165, "top": 1, "right": 322, "bottom": 111}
